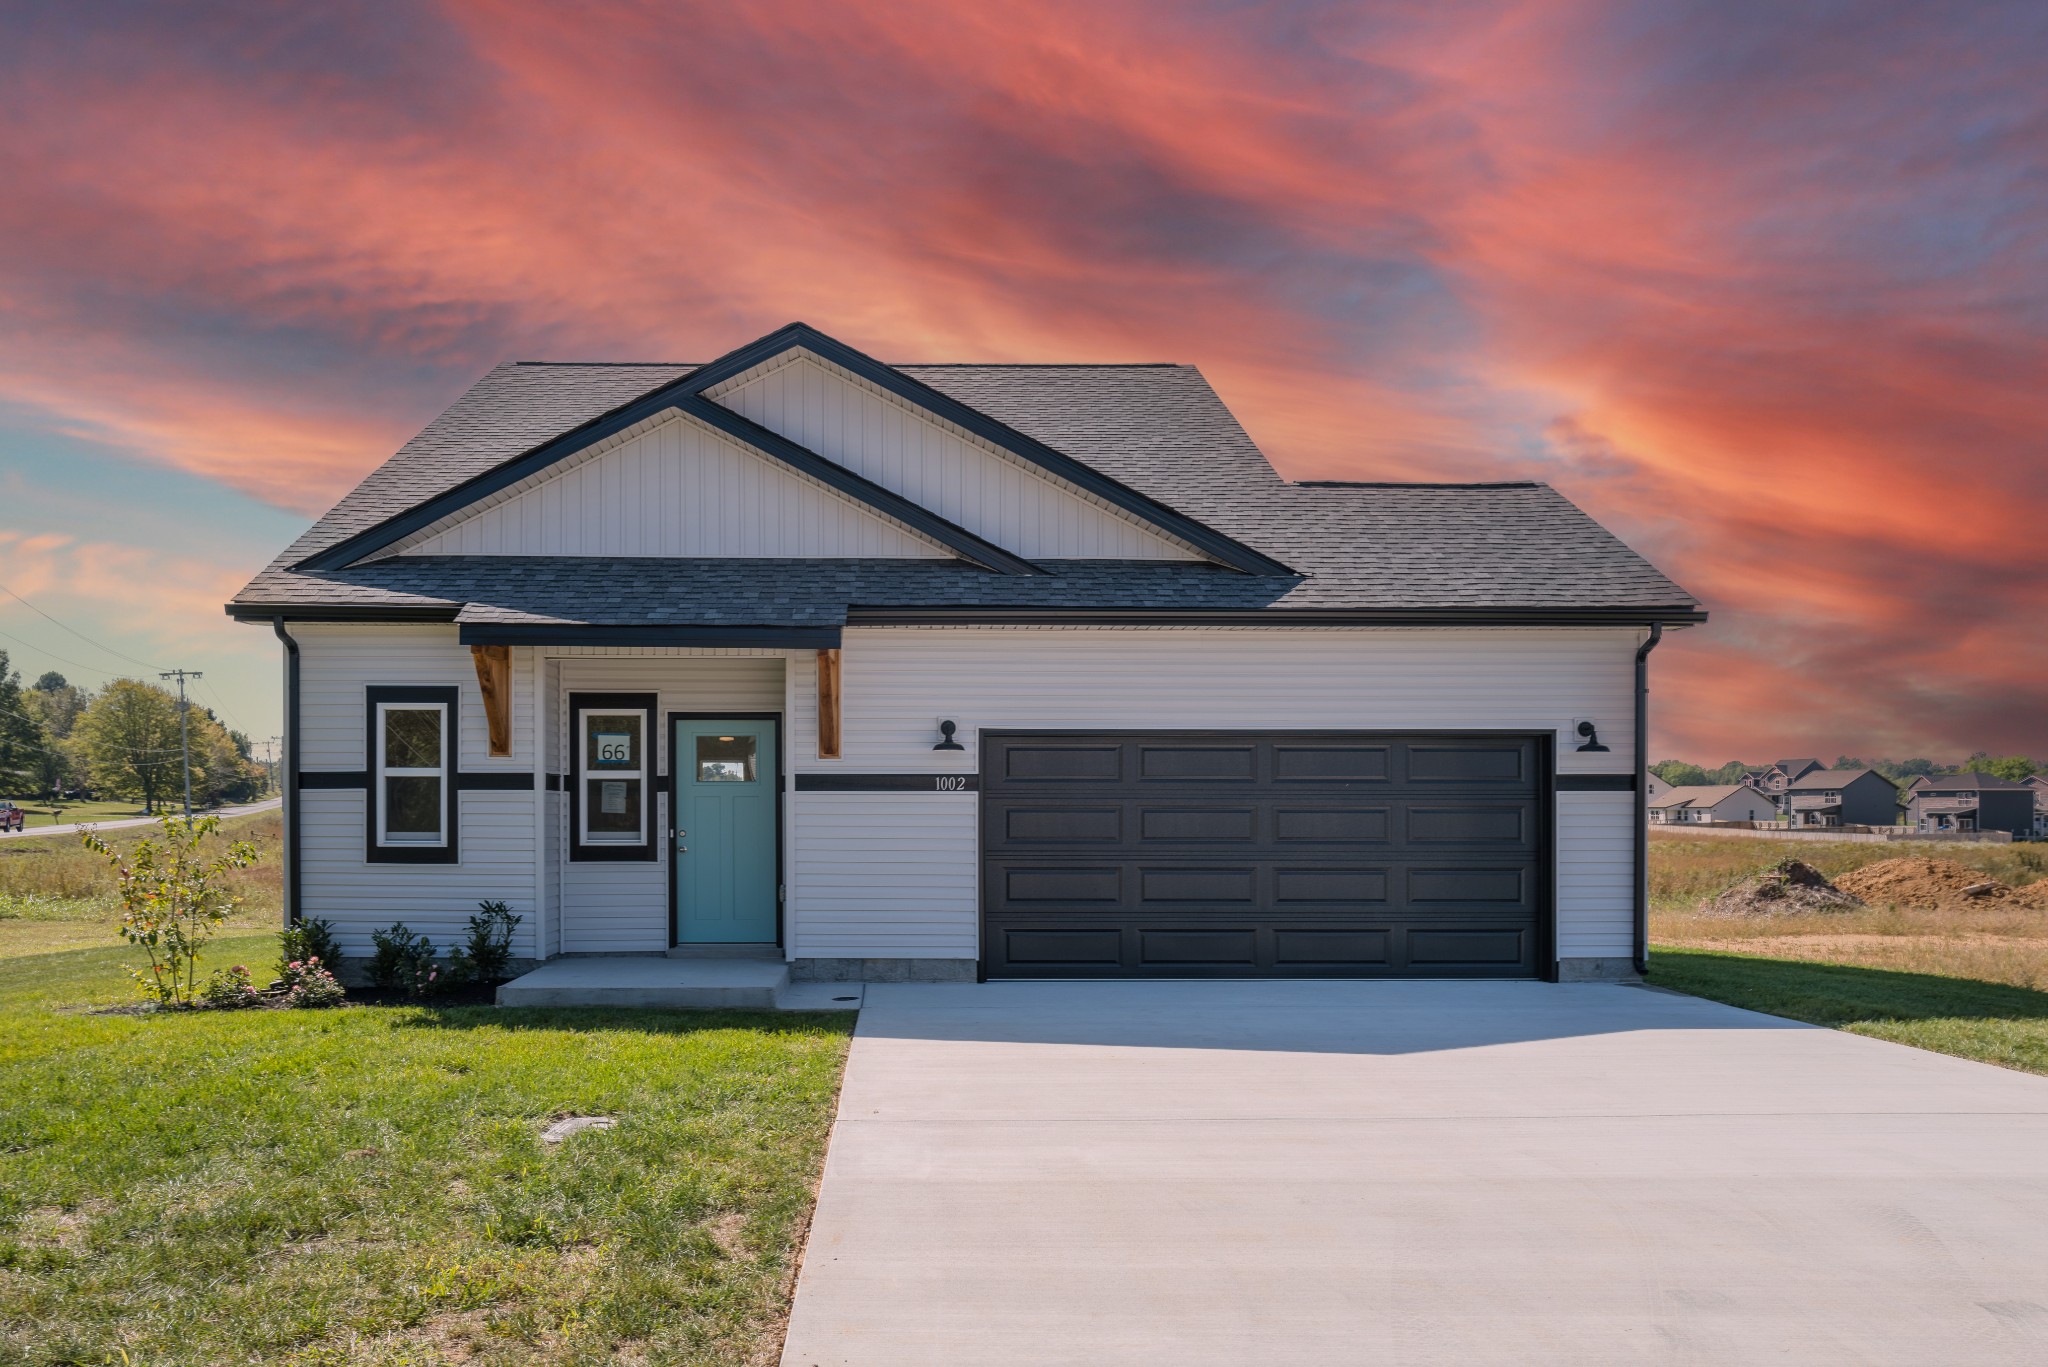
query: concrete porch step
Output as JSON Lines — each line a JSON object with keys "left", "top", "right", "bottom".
{"left": 497, "top": 956, "right": 793, "bottom": 1010}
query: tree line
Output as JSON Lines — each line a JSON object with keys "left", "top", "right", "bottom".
{"left": 0, "top": 652, "right": 268, "bottom": 812}
{"left": 1650, "top": 753, "right": 2043, "bottom": 788}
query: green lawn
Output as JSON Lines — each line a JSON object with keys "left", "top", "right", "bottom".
{"left": 0, "top": 936, "right": 853, "bottom": 1366}
{"left": 1649, "top": 945, "right": 2048, "bottom": 1076}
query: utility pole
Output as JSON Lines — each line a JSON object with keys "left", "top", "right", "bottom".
{"left": 160, "top": 669, "right": 203, "bottom": 822}
{"left": 268, "top": 735, "right": 283, "bottom": 798}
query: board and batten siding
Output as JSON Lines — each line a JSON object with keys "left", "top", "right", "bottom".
{"left": 710, "top": 352, "right": 1200, "bottom": 561}
{"left": 394, "top": 410, "right": 943, "bottom": 559}
{"left": 783, "top": 627, "right": 1645, "bottom": 965}
{"left": 293, "top": 624, "right": 542, "bottom": 960}
{"left": 554, "top": 653, "right": 785, "bottom": 953}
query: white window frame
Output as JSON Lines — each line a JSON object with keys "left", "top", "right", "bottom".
{"left": 577, "top": 707, "right": 648, "bottom": 846}
{"left": 375, "top": 700, "right": 450, "bottom": 848}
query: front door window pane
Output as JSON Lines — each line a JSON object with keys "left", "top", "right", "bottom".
{"left": 697, "top": 734, "right": 756, "bottom": 783}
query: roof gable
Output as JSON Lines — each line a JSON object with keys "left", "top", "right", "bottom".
{"left": 298, "top": 323, "right": 1289, "bottom": 578}
{"left": 708, "top": 349, "right": 1202, "bottom": 562}
{"left": 388, "top": 408, "right": 950, "bottom": 561}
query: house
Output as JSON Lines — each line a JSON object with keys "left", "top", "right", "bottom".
{"left": 228, "top": 322, "right": 1703, "bottom": 985}
{"left": 1906, "top": 772, "right": 2035, "bottom": 838}
{"left": 2026, "top": 775, "right": 2048, "bottom": 838}
{"left": 1756, "top": 758, "right": 1824, "bottom": 812}
{"left": 1647, "top": 785, "right": 1777, "bottom": 825}
{"left": 1645, "top": 771, "right": 1672, "bottom": 801}
{"left": 1782, "top": 768, "right": 1900, "bottom": 828}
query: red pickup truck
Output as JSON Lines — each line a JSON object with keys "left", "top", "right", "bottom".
{"left": 0, "top": 803, "right": 24, "bottom": 833}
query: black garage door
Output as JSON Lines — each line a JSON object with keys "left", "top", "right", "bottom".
{"left": 981, "top": 732, "right": 1548, "bottom": 979}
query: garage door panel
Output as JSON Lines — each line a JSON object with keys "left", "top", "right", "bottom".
{"left": 1137, "top": 806, "right": 1256, "bottom": 842}
{"left": 1405, "top": 743, "right": 1529, "bottom": 783}
{"left": 1138, "top": 867, "right": 1257, "bottom": 903}
{"left": 1137, "top": 745, "right": 1256, "bottom": 782}
{"left": 1407, "top": 805, "right": 1528, "bottom": 844}
{"left": 1273, "top": 806, "right": 1390, "bottom": 842}
{"left": 983, "top": 731, "right": 1546, "bottom": 979}
{"left": 1272, "top": 745, "right": 1390, "bottom": 782}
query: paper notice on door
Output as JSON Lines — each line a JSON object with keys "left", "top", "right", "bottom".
{"left": 600, "top": 781, "right": 627, "bottom": 814}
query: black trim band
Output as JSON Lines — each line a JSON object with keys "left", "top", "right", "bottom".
{"left": 458, "top": 623, "right": 842, "bottom": 649}
{"left": 794, "top": 772, "right": 979, "bottom": 792}
{"left": 457, "top": 771, "right": 537, "bottom": 791}
{"left": 1556, "top": 773, "right": 1636, "bottom": 792}
{"left": 300, "top": 770, "right": 368, "bottom": 790}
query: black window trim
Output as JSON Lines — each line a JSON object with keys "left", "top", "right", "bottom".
{"left": 365, "top": 685, "right": 460, "bottom": 865}
{"left": 569, "top": 692, "right": 659, "bottom": 862}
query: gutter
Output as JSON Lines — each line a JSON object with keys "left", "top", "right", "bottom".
{"left": 271, "top": 617, "right": 302, "bottom": 926}
{"left": 1633, "top": 623, "right": 1664, "bottom": 976}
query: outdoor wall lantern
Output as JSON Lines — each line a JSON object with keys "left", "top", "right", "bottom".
{"left": 1574, "top": 720, "right": 1610, "bottom": 752}
{"left": 933, "top": 719, "right": 965, "bottom": 751}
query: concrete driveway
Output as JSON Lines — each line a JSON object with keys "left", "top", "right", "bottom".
{"left": 781, "top": 981, "right": 2048, "bottom": 1366}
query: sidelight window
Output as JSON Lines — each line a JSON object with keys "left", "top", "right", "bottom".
{"left": 578, "top": 709, "right": 646, "bottom": 845}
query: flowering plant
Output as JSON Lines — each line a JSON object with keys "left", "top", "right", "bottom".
{"left": 282, "top": 956, "right": 347, "bottom": 1009}
{"left": 83, "top": 814, "right": 258, "bottom": 1006}
{"left": 201, "top": 963, "right": 261, "bottom": 1009}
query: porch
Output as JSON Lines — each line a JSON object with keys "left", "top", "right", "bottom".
{"left": 496, "top": 954, "right": 863, "bottom": 1010}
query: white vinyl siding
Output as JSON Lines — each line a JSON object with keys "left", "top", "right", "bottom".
{"left": 395, "top": 410, "right": 943, "bottom": 559}
{"left": 782, "top": 627, "right": 1643, "bottom": 964}
{"left": 711, "top": 352, "right": 1200, "bottom": 561}
{"left": 294, "top": 624, "right": 539, "bottom": 959}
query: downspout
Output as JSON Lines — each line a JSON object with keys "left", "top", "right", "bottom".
{"left": 1633, "top": 623, "right": 1664, "bottom": 977}
{"left": 271, "top": 617, "right": 301, "bottom": 926}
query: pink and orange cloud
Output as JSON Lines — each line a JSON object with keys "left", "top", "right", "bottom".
{"left": 1, "top": 0, "right": 2041, "bottom": 759}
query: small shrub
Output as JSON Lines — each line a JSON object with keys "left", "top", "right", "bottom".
{"left": 451, "top": 901, "right": 522, "bottom": 984}
{"left": 83, "top": 814, "right": 259, "bottom": 1006}
{"left": 369, "top": 923, "right": 442, "bottom": 999}
{"left": 201, "top": 964, "right": 260, "bottom": 1010}
{"left": 282, "top": 956, "right": 347, "bottom": 1009}
{"left": 277, "top": 916, "right": 341, "bottom": 981}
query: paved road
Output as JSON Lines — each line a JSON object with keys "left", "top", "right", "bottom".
{"left": 781, "top": 980, "right": 2048, "bottom": 1366}
{"left": 0, "top": 798, "right": 281, "bottom": 840}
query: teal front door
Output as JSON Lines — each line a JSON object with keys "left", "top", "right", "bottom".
{"left": 671, "top": 717, "right": 780, "bottom": 944}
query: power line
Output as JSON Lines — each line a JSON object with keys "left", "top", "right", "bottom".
{"left": 0, "top": 583, "right": 164, "bottom": 673}
{"left": 0, "top": 626, "right": 128, "bottom": 683}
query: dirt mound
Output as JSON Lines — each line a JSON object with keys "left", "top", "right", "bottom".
{"left": 1834, "top": 857, "right": 2012, "bottom": 907}
{"left": 1700, "top": 860, "right": 1864, "bottom": 917}
{"left": 2009, "top": 880, "right": 2048, "bottom": 910}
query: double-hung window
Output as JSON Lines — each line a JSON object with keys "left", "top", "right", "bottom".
{"left": 570, "top": 693, "right": 656, "bottom": 860}
{"left": 367, "top": 686, "right": 458, "bottom": 862}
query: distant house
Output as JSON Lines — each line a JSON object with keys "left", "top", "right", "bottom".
{"left": 1756, "top": 758, "right": 1824, "bottom": 812}
{"left": 1906, "top": 772, "right": 2035, "bottom": 838}
{"left": 2023, "top": 775, "right": 2047, "bottom": 838}
{"left": 1782, "top": 768, "right": 1900, "bottom": 827}
{"left": 1645, "top": 771, "right": 1672, "bottom": 801}
{"left": 1649, "top": 785, "right": 1778, "bottom": 825}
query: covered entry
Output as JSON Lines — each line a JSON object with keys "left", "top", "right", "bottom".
{"left": 980, "top": 731, "right": 1549, "bottom": 979}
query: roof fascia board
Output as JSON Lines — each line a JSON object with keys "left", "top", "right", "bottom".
{"left": 226, "top": 604, "right": 461, "bottom": 623}
{"left": 843, "top": 606, "right": 1709, "bottom": 628}
{"left": 774, "top": 328, "right": 1297, "bottom": 577}
{"left": 456, "top": 623, "right": 841, "bottom": 649}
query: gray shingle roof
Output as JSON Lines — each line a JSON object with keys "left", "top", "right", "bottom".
{"left": 231, "top": 359, "right": 1699, "bottom": 621}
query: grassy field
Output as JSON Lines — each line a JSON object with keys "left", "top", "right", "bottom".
{"left": 0, "top": 816, "right": 854, "bottom": 1365}
{"left": 1648, "top": 949, "right": 2048, "bottom": 1077}
{"left": 1, "top": 799, "right": 157, "bottom": 830}
{"left": 0, "top": 809, "right": 282, "bottom": 959}
{"left": 1650, "top": 831, "right": 2048, "bottom": 988}
{"left": 1649, "top": 832, "right": 2048, "bottom": 1077}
